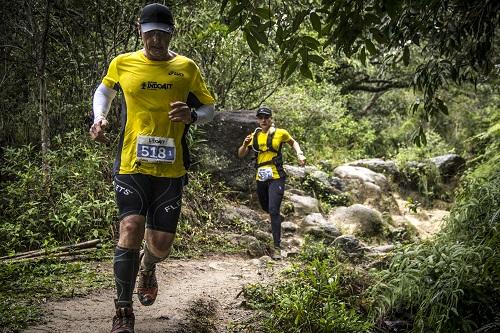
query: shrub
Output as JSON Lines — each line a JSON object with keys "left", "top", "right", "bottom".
{"left": 0, "top": 130, "right": 116, "bottom": 255}
{"left": 267, "top": 82, "right": 377, "bottom": 164}
{"left": 368, "top": 145, "right": 500, "bottom": 332}
{"left": 243, "top": 241, "right": 373, "bottom": 333}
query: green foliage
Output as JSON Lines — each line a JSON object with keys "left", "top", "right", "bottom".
{"left": 369, "top": 241, "right": 498, "bottom": 332}
{"left": 172, "top": 170, "right": 243, "bottom": 257}
{"left": 299, "top": 174, "right": 352, "bottom": 210}
{"left": 222, "top": 0, "right": 499, "bottom": 131}
{"left": 368, "top": 143, "right": 500, "bottom": 332}
{"left": 0, "top": 130, "right": 116, "bottom": 255}
{"left": 394, "top": 130, "right": 453, "bottom": 204}
{"left": 242, "top": 241, "right": 373, "bottom": 333}
{"left": 267, "top": 82, "right": 377, "bottom": 163}
{"left": 394, "top": 129, "right": 453, "bottom": 163}
{"left": 0, "top": 257, "right": 113, "bottom": 331}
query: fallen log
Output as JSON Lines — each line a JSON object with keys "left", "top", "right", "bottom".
{"left": 0, "top": 239, "right": 101, "bottom": 261}
{"left": 5, "top": 247, "right": 100, "bottom": 263}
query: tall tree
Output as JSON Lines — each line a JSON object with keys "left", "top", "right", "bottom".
{"left": 221, "top": 0, "right": 499, "bottom": 143}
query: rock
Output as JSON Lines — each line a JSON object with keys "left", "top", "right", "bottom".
{"left": 283, "top": 165, "right": 306, "bottom": 178}
{"left": 285, "top": 248, "right": 301, "bottom": 258}
{"left": 236, "top": 235, "right": 266, "bottom": 257}
{"left": 258, "top": 255, "right": 273, "bottom": 263}
{"left": 282, "top": 237, "right": 303, "bottom": 247}
{"left": 254, "top": 230, "right": 273, "bottom": 243}
{"left": 334, "top": 165, "right": 389, "bottom": 189}
{"left": 329, "top": 204, "right": 384, "bottom": 237}
{"left": 200, "top": 110, "right": 263, "bottom": 191}
{"left": 429, "top": 153, "right": 466, "bottom": 178}
{"left": 304, "top": 223, "right": 341, "bottom": 240}
{"left": 332, "top": 235, "right": 365, "bottom": 253}
{"left": 287, "top": 188, "right": 307, "bottom": 196}
{"left": 221, "top": 204, "right": 262, "bottom": 227}
{"left": 328, "top": 177, "right": 345, "bottom": 192}
{"left": 320, "top": 223, "right": 342, "bottom": 237}
{"left": 347, "top": 158, "right": 399, "bottom": 176}
{"left": 281, "top": 221, "right": 298, "bottom": 233}
{"left": 333, "top": 165, "right": 399, "bottom": 214}
{"left": 303, "top": 213, "right": 327, "bottom": 226}
{"left": 286, "top": 193, "right": 320, "bottom": 215}
{"left": 370, "top": 244, "right": 395, "bottom": 253}
{"left": 247, "top": 241, "right": 267, "bottom": 257}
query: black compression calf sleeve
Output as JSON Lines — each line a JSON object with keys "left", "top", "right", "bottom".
{"left": 114, "top": 246, "right": 140, "bottom": 307}
{"left": 270, "top": 213, "right": 282, "bottom": 247}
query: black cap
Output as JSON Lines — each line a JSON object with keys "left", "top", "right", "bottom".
{"left": 256, "top": 107, "right": 272, "bottom": 117}
{"left": 140, "top": 3, "right": 175, "bottom": 33}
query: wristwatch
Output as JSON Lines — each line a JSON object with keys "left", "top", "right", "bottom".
{"left": 190, "top": 110, "right": 198, "bottom": 124}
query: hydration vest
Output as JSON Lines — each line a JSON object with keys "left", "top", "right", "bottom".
{"left": 251, "top": 128, "right": 286, "bottom": 178}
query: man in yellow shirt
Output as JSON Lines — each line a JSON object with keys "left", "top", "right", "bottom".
{"left": 89, "top": 3, "right": 215, "bottom": 332}
{"left": 238, "top": 107, "right": 305, "bottom": 260}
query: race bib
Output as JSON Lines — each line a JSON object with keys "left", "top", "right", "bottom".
{"left": 136, "top": 135, "right": 175, "bottom": 163}
{"left": 257, "top": 167, "right": 274, "bottom": 181}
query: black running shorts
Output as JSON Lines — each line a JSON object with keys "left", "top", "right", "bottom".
{"left": 113, "top": 174, "right": 183, "bottom": 233}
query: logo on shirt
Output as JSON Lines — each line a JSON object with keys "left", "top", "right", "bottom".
{"left": 168, "top": 71, "right": 184, "bottom": 77}
{"left": 141, "top": 81, "right": 172, "bottom": 90}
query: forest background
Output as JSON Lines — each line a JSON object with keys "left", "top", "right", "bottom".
{"left": 0, "top": 0, "right": 498, "bottom": 332}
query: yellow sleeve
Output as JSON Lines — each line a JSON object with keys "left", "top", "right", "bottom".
{"left": 189, "top": 64, "right": 215, "bottom": 105}
{"left": 280, "top": 129, "right": 292, "bottom": 143}
{"left": 101, "top": 56, "right": 120, "bottom": 90}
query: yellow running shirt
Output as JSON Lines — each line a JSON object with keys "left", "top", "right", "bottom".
{"left": 249, "top": 128, "right": 291, "bottom": 180}
{"left": 102, "top": 50, "right": 215, "bottom": 178}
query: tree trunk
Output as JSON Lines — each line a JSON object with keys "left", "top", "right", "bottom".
{"left": 37, "top": 0, "right": 52, "bottom": 155}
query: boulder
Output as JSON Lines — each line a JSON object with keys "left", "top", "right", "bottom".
{"left": 429, "top": 154, "right": 466, "bottom": 178}
{"left": 281, "top": 221, "right": 298, "bottom": 233}
{"left": 347, "top": 158, "right": 399, "bottom": 177}
{"left": 286, "top": 193, "right": 320, "bottom": 215}
{"left": 304, "top": 223, "right": 341, "bottom": 240}
{"left": 283, "top": 165, "right": 306, "bottom": 179}
{"left": 333, "top": 166, "right": 399, "bottom": 213}
{"left": 200, "top": 110, "right": 261, "bottom": 191}
{"left": 334, "top": 165, "right": 389, "bottom": 189}
{"left": 303, "top": 213, "right": 327, "bottom": 227}
{"left": 332, "top": 235, "right": 365, "bottom": 254}
{"left": 221, "top": 204, "right": 265, "bottom": 230}
{"left": 329, "top": 204, "right": 384, "bottom": 237}
{"left": 253, "top": 229, "right": 273, "bottom": 243}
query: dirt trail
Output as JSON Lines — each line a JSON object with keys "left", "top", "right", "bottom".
{"left": 23, "top": 255, "right": 286, "bottom": 333}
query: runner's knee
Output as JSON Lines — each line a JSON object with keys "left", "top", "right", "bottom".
{"left": 146, "top": 231, "right": 175, "bottom": 258}
{"left": 118, "top": 216, "right": 145, "bottom": 248}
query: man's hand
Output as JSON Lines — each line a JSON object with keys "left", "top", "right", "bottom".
{"left": 242, "top": 134, "right": 252, "bottom": 147}
{"left": 169, "top": 101, "right": 191, "bottom": 123}
{"left": 297, "top": 154, "right": 306, "bottom": 167}
{"left": 89, "top": 119, "right": 109, "bottom": 144}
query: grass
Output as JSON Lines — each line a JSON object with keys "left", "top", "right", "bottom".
{"left": 0, "top": 247, "right": 114, "bottom": 332}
